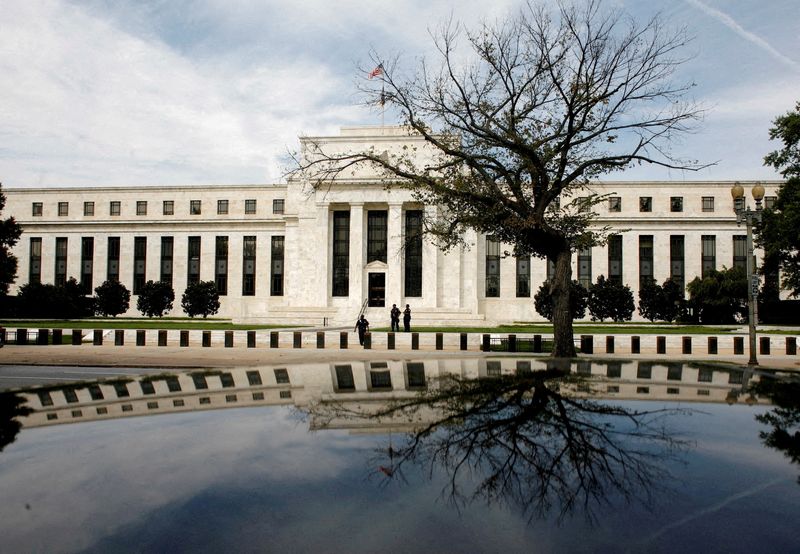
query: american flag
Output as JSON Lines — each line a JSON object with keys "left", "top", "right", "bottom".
{"left": 368, "top": 64, "right": 384, "bottom": 79}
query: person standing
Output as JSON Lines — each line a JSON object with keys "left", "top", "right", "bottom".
{"left": 390, "top": 304, "right": 401, "bottom": 332}
{"left": 354, "top": 314, "right": 370, "bottom": 346}
{"left": 403, "top": 304, "right": 411, "bottom": 332}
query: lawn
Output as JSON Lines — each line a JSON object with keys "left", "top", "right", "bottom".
{"left": 0, "top": 318, "right": 296, "bottom": 331}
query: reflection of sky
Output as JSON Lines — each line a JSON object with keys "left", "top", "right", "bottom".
{"left": 1, "top": 403, "right": 799, "bottom": 553}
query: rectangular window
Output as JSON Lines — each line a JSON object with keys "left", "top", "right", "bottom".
{"left": 84, "top": 201, "right": 94, "bottom": 216}
{"left": 58, "top": 202, "right": 69, "bottom": 216}
{"left": 245, "top": 199, "right": 257, "bottom": 214}
{"left": 110, "top": 201, "right": 121, "bottom": 216}
{"left": 271, "top": 236, "right": 284, "bottom": 296}
{"left": 334, "top": 365, "right": 355, "bottom": 391}
{"left": 242, "top": 236, "right": 256, "bottom": 296}
{"left": 247, "top": 370, "right": 263, "bottom": 386}
{"left": 215, "top": 236, "right": 228, "bottom": 295}
{"left": 765, "top": 196, "right": 777, "bottom": 209}
{"left": 332, "top": 211, "right": 350, "bottom": 296}
{"left": 578, "top": 247, "right": 592, "bottom": 288}
{"left": 608, "top": 235, "right": 623, "bottom": 284}
{"left": 733, "top": 235, "right": 747, "bottom": 270}
{"left": 639, "top": 197, "right": 652, "bottom": 212}
{"left": 187, "top": 236, "right": 201, "bottom": 285}
{"left": 608, "top": 196, "right": 621, "bottom": 212}
{"left": 367, "top": 210, "right": 388, "bottom": 263}
{"left": 273, "top": 199, "right": 285, "bottom": 214}
{"left": 485, "top": 236, "right": 500, "bottom": 297}
{"left": 639, "top": 235, "right": 654, "bottom": 288}
{"left": 136, "top": 201, "right": 147, "bottom": 216}
{"left": 670, "top": 197, "right": 683, "bottom": 212}
{"left": 516, "top": 253, "right": 530, "bottom": 297}
{"left": 32, "top": 202, "right": 43, "bottom": 216}
{"left": 670, "top": 235, "right": 685, "bottom": 289}
{"left": 190, "top": 200, "right": 201, "bottom": 215}
{"left": 404, "top": 210, "right": 423, "bottom": 297}
{"left": 701, "top": 235, "right": 716, "bottom": 277}
{"left": 80, "top": 237, "right": 94, "bottom": 294}
{"left": 160, "top": 237, "right": 174, "bottom": 285}
{"left": 107, "top": 237, "right": 120, "bottom": 281}
{"left": 133, "top": 237, "right": 146, "bottom": 294}
{"left": 29, "top": 238, "right": 42, "bottom": 283}
{"left": 702, "top": 196, "right": 715, "bottom": 212}
{"left": 55, "top": 237, "right": 67, "bottom": 286}
{"left": 406, "top": 362, "right": 426, "bottom": 389}
{"left": 274, "top": 368, "right": 290, "bottom": 384}
{"left": 217, "top": 199, "right": 228, "bottom": 215}
{"left": 163, "top": 200, "right": 174, "bottom": 215}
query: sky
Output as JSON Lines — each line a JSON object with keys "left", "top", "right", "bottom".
{"left": 0, "top": 0, "right": 798, "bottom": 188}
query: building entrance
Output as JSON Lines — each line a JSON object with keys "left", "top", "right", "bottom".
{"left": 368, "top": 273, "right": 386, "bottom": 307}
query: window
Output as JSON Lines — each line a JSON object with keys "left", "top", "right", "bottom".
{"left": 114, "top": 382, "right": 130, "bottom": 398}
{"left": 639, "top": 235, "right": 653, "bottom": 289}
{"left": 32, "top": 202, "right": 43, "bottom": 216}
{"left": 274, "top": 369, "right": 290, "bottom": 384}
{"left": 80, "top": 237, "right": 94, "bottom": 294}
{"left": 733, "top": 235, "right": 747, "bottom": 270}
{"left": 246, "top": 371, "right": 263, "bottom": 386}
{"left": 242, "top": 236, "right": 256, "bottom": 296}
{"left": 88, "top": 385, "right": 104, "bottom": 400}
{"left": 667, "top": 387, "right": 680, "bottom": 395}
{"left": 334, "top": 365, "right": 355, "bottom": 391}
{"left": 367, "top": 210, "right": 388, "bottom": 263}
{"left": 245, "top": 199, "right": 257, "bottom": 214}
{"left": 516, "top": 253, "right": 530, "bottom": 297}
{"left": 271, "top": 236, "right": 284, "bottom": 296}
{"left": 140, "top": 381, "right": 155, "bottom": 395}
{"left": 406, "top": 363, "right": 426, "bottom": 389}
{"left": 188, "top": 236, "right": 201, "bottom": 285}
{"left": 608, "top": 235, "right": 623, "bottom": 284}
{"left": 765, "top": 196, "right": 777, "bottom": 209}
{"left": 192, "top": 374, "right": 208, "bottom": 390}
{"left": 136, "top": 201, "right": 147, "bottom": 216}
{"left": 84, "top": 201, "right": 94, "bottom": 216}
{"left": 546, "top": 257, "right": 555, "bottom": 282}
{"left": 279, "top": 390, "right": 292, "bottom": 399}
{"left": 107, "top": 237, "right": 120, "bottom": 281}
{"left": 606, "top": 363, "right": 622, "bottom": 378}
{"left": 252, "top": 392, "right": 264, "bottom": 401}
{"left": 639, "top": 197, "right": 652, "bottom": 212}
{"left": 217, "top": 199, "right": 228, "bottom": 215}
{"left": 220, "top": 373, "right": 235, "bottom": 388}
{"left": 369, "top": 369, "right": 392, "bottom": 390}
{"left": 215, "top": 236, "right": 228, "bottom": 295}
{"left": 608, "top": 196, "right": 621, "bottom": 212}
{"left": 670, "top": 197, "right": 683, "bottom": 212}
{"left": 332, "top": 211, "right": 350, "bottom": 296}
{"left": 404, "top": 210, "right": 423, "bottom": 297}
{"left": 55, "top": 237, "right": 67, "bottom": 286}
{"left": 667, "top": 365, "right": 683, "bottom": 381}
{"left": 38, "top": 391, "right": 54, "bottom": 406}
{"left": 133, "top": 237, "right": 146, "bottom": 294}
{"left": 698, "top": 368, "right": 713, "bottom": 383}
{"left": 578, "top": 247, "right": 592, "bottom": 288}
{"left": 190, "top": 200, "right": 201, "bottom": 215}
{"left": 670, "top": 235, "right": 685, "bottom": 289}
{"left": 702, "top": 196, "right": 714, "bottom": 212}
{"left": 29, "top": 238, "right": 42, "bottom": 283}
{"left": 701, "top": 235, "right": 716, "bottom": 277}
{"left": 161, "top": 237, "right": 174, "bottom": 285}
{"left": 636, "top": 364, "right": 652, "bottom": 379}
{"left": 273, "top": 199, "right": 285, "bottom": 214}
{"left": 163, "top": 200, "right": 174, "bottom": 215}
{"left": 58, "top": 202, "right": 69, "bottom": 216}
{"left": 63, "top": 388, "right": 79, "bottom": 403}
{"left": 487, "top": 361, "right": 501, "bottom": 377}
{"left": 166, "top": 376, "right": 181, "bottom": 392}
{"left": 110, "top": 201, "right": 121, "bottom": 216}
{"left": 485, "top": 236, "right": 500, "bottom": 297}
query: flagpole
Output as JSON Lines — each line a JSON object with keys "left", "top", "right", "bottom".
{"left": 381, "top": 83, "right": 385, "bottom": 134}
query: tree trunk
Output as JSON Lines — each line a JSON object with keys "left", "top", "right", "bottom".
{"left": 551, "top": 246, "right": 576, "bottom": 358}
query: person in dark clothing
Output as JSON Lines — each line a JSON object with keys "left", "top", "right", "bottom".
{"left": 403, "top": 304, "right": 411, "bottom": 332}
{"left": 390, "top": 304, "right": 401, "bottom": 332}
{"left": 354, "top": 315, "right": 370, "bottom": 345}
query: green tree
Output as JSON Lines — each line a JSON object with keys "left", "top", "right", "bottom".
{"left": 181, "top": 280, "right": 221, "bottom": 318}
{"left": 16, "top": 278, "right": 93, "bottom": 318}
{"left": 534, "top": 280, "right": 588, "bottom": 321}
{"left": 296, "top": 1, "right": 704, "bottom": 356}
{"left": 686, "top": 267, "right": 747, "bottom": 324}
{"left": 136, "top": 280, "right": 174, "bottom": 317}
{"left": 94, "top": 280, "right": 131, "bottom": 317}
{"left": 587, "top": 275, "right": 635, "bottom": 322}
{"left": 637, "top": 279, "right": 685, "bottom": 322}
{"left": 0, "top": 185, "right": 22, "bottom": 295}
{"left": 759, "top": 101, "right": 800, "bottom": 297}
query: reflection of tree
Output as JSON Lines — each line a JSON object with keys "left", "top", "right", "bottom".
{"left": 0, "top": 393, "right": 33, "bottom": 453}
{"left": 749, "top": 378, "right": 800, "bottom": 483}
{"left": 307, "top": 369, "right": 688, "bottom": 521}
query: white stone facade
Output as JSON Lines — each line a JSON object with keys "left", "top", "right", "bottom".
{"left": 4, "top": 126, "right": 782, "bottom": 325}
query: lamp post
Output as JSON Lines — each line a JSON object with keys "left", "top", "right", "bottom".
{"left": 730, "top": 181, "right": 764, "bottom": 366}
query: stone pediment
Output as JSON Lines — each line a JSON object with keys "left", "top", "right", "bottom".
{"left": 364, "top": 260, "right": 388, "bottom": 270}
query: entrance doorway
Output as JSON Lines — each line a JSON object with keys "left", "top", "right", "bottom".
{"left": 368, "top": 273, "right": 386, "bottom": 307}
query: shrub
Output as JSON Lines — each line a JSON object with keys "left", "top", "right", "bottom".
{"left": 94, "top": 280, "right": 131, "bottom": 317}
{"left": 181, "top": 280, "right": 220, "bottom": 318}
{"left": 136, "top": 280, "right": 174, "bottom": 317}
{"left": 588, "top": 275, "right": 635, "bottom": 322}
{"left": 687, "top": 267, "right": 747, "bottom": 324}
{"left": 15, "top": 278, "right": 93, "bottom": 318}
{"left": 637, "top": 278, "right": 686, "bottom": 322}
{"left": 534, "top": 280, "right": 588, "bottom": 321}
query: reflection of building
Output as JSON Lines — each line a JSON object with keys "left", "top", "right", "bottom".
{"left": 3, "top": 126, "right": 782, "bottom": 325}
{"left": 12, "top": 359, "right": 767, "bottom": 430}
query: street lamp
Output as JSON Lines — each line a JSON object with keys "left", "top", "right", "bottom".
{"left": 731, "top": 181, "right": 764, "bottom": 366}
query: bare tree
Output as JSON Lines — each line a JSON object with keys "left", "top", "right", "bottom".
{"left": 296, "top": 0, "right": 705, "bottom": 356}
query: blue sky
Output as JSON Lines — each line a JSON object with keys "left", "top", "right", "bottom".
{"left": 0, "top": 0, "right": 798, "bottom": 187}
